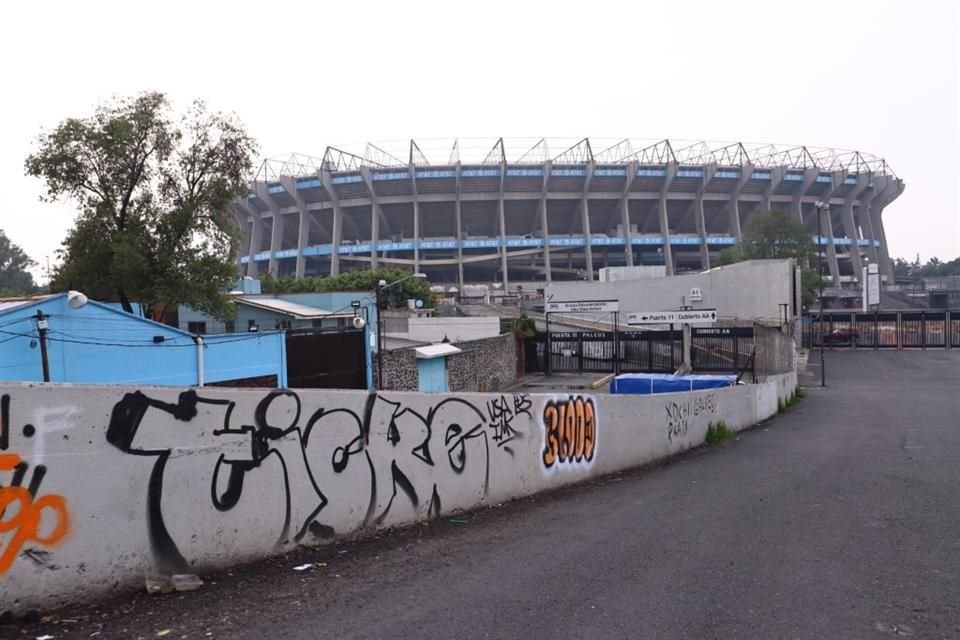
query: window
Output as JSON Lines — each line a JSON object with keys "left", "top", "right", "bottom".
{"left": 187, "top": 321, "right": 206, "bottom": 335}
{"left": 225, "top": 320, "right": 236, "bottom": 333}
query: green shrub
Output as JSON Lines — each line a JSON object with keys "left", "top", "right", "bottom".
{"left": 705, "top": 421, "right": 732, "bottom": 445}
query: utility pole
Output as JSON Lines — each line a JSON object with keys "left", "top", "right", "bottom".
{"left": 815, "top": 201, "right": 827, "bottom": 387}
{"left": 36, "top": 310, "right": 50, "bottom": 382}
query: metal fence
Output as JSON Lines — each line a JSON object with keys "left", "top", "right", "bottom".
{"left": 524, "top": 326, "right": 755, "bottom": 377}
{"left": 802, "top": 310, "right": 959, "bottom": 349}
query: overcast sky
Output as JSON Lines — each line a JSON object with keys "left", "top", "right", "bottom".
{"left": 2, "top": 0, "right": 957, "bottom": 281}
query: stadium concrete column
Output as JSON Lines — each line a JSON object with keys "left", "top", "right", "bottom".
{"left": 658, "top": 163, "right": 677, "bottom": 275}
{"left": 856, "top": 185, "right": 881, "bottom": 268}
{"left": 281, "top": 176, "right": 311, "bottom": 278}
{"left": 694, "top": 163, "right": 715, "bottom": 269}
{"left": 838, "top": 172, "right": 867, "bottom": 280}
{"left": 619, "top": 161, "right": 638, "bottom": 266}
{"left": 760, "top": 166, "right": 784, "bottom": 214}
{"left": 319, "top": 171, "right": 342, "bottom": 276}
{"left": 540, "top": 160, "right": 553, "bottom": 283}
{"left": 728, "top": 164, "right": 753, "bottom": 240}
{"left": 254, "top": 183, "right": 285, "bottom": 277}
{"left": 869, "top": 176, "right": 902, "bottom": 283}
{"left": 816, "top": 174, "right": 842, "bottom": 284}
{"left": 454, "top": 163, "right": 464, "bottom": 290}
{"left": 497, "top": 162, "right": 509, "bottom": 290}
{"left": 240, "top": 202, "right": 263, "bottom": 277}
{"left": 581, "top": 161, "right": 596, "bottom": 280}
{"left": 410, "top": 165, "right": 420, "bottom": 273}
{"left": 790, "top": 169, "right": 818, "bottom": 223}
{"left": 360, "top": 167, "right": 380, "bottom": 269}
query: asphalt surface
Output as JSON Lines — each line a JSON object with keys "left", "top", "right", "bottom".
{"left": 4, "top": 350, "right": 959, "bottom": 639}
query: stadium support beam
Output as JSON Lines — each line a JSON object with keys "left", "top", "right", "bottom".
{"left": 581, "top": 161, "right": 596, "bottom": 280}
{"left": 839, "top": 172, "right": 868, "bottom": 281}
{"left": 254, "top": 183, "right": 285, "bottom": 277}
{"left": 869, "top": 176, "right": 901, "bottom": 283}
{"left": 790, "top": 169, "right": 818, "bottom": 224}
{"left": 281, "top": 176, "right": 313, "bottom": 278}
{"left": 856, "top": 183, "right": 881, "bottom": 268}
{"left": 497, "top": 161, "right": 509, "bottom": 290}
{"left": 410, "top": 165, "right": 421, "bottom": 274}
{"left": 728, "top": 164, "right": 753, "bottom": 240}
{"left": 319, "top": 171, "right": 343, "bottom": 276}
{"left": 759, "top": 167, "right": 784, "bottom": 216}
{"left": 816, "top": 174, "right": 841, "bottom": 284}
{"left": 694, "top": 163, "right": 716, "bottom": 269}
{"left": 454, "top": 164, "right": 464, "bottom": 290}
{"left": 658, "top": 163, "right": 677, "bottom": 275}
{"left": 360, "top": 167, "right": 381, "bottom": 269}
{"left": 619, "top": 161, "right": 639, "bottom": 266}
{"left": 540, "top": 160, "right": 553, "bottom": 283}
{"left": 240, "top": 202, "right": 263, "bottom": 277}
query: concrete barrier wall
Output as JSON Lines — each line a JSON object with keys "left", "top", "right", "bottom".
{"left": 0, "top": 371, "right": 795, "bottom": 615}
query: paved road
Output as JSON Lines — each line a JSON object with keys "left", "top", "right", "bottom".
{"left": 4, "top": 351, "right": 959, "bottom": 639}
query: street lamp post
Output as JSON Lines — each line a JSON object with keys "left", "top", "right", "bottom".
{"left": 375, "top": 272, "right": 427, "bottom": 390}
{"left": 815, "top": 201, "right": 828, "bottom": 387}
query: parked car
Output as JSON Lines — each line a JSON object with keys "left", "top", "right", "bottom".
{"left": 821, "top": 328, "right": 859, "bottom": 346}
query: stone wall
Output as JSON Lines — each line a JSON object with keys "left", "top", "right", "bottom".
{"left": 372, "top": 333, "right": 518, "bottom": 393}
{"left": 447, "top": 333, "right": 517, "bottom": 392}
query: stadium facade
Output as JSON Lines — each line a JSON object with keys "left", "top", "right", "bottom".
{"left": 232, "top": 138, "right": 903, "bottom": 287}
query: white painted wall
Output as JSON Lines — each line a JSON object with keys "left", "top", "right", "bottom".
{"left": 0, "top": 371, "right": 795, "bottom": 615}
{"left": 405, "top": 316, "right": 501, "bottom": 343}
{"left": 547, "top": 260, "right": 800, "bottom": 324}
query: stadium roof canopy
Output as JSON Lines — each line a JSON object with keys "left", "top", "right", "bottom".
{"left": 253, "top": 138, "right": 897, "bottom": 183}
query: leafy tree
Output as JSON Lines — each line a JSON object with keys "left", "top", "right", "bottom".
{"left": 718, "top": 211, "right": 821, "bottom": 308}
{"left": 25, "top": 92, "right": 257, "bottom": 320}
{"left": 260, "top": 268, "right": 434, "bottom": 309}
{"left": 0, "top": 229, "right": 39, "bottom": 295}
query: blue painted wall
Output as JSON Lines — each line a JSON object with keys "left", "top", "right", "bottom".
{"left": 417, "top": 357, "right": 448, "bottom": 393}
{"left": 0, "top": 295, "right": 285, "bottom": 386}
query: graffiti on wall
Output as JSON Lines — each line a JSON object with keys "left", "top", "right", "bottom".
{"left": 106, "top": 389, "right": 533, "bottom": 572}
{"left": 665, "top": 393, "right": 718, "bottom": 443}
{"left": 541, "top": 395, "right": 597, "bottom": 470}
{"left": 0, "top": 395, "right": 71, "bottom": 574}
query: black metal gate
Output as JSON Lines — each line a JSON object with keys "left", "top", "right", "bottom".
{"left": 286, "top": 328, "right": 367, "bottom": 389}
{"left": 803, "top": 310, "right": 958, "bottom": 349}
{"left": 690, "top": 327, "right": 755, "bottom": 373}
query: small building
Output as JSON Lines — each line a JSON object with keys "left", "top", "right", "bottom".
{"left": 0, "top": 293, "right": 286, "bottom": 387}
{"left": 179, "top": 291, "right": 379, "bottom": 389}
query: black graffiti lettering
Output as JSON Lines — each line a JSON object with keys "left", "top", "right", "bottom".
{"left": 107, "top": 389, "right": 522, "bottom": 569}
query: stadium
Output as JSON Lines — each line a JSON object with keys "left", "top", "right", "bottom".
{"left": 232, "top": 138, "right": 904, "bottom": 288}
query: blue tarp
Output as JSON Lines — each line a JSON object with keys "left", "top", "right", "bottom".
{"left": 609, "top": 373, "right": 737, "bottom": 395}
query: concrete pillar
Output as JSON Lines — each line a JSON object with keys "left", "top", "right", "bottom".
{"left": 620, "top": 160, "right": 638, "bottom": 266}
{"left": 540, "top": 160, "right": 553, "bottom": 283}
{"left": 320, "top": 171, "right": 342, "bottom": 276}
{"left": 818, "top": 205, "right": 841, "bottom": 286}
{"left": 840, "top": 174, "right": 869, "bottom": 281}
{"left": 242, "top": 203, "right": 263, "bottom": 277}
{"left": 254, "top": 183, "right": 285, "bottom": 277}
{"left": 410, "top": 166, "right": 421, "bottom": 274}
{"left": 728, "top": 164, "right": 753, "bottom": 241}
{"left": 497, "top": 163, "right": 509, "bottom": 290}
{"left": 869, "top": 177, "right": 902, "bottom": 283}
{"left": 694, "top": 163, "right": 715, "bottom": 269}
{"left": 857, "top": 187, "right": 880, "bottom": 268}
{"left": 790, "top": 169, "right": 818, "bottom": 223}
{"left": 360, "top": 167, "right": 380, "bottom": 270}
{"left": 455, "top": 163, "right": 465, "bottom": 291}
{"left": 759, "top": 166, "right": 784, "bottom": 215}
{"left": 281, "top": 176, "right": 311, "bottom": 278}
{"left": 581, "top": 161, "right": 596, "bottom": 280}
{"left": 658, "top": 163, "right": 677, "bottom": 275}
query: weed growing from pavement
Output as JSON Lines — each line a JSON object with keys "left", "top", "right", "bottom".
{"left": 705, "top": 420, "right": 732, "bottom": 444}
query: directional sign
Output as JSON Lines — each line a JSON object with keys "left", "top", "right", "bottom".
{"left": 545, "top": 300, "right": 619, "bottom": 314}
{"left": 625, "top": 309, "right": 717, "bottom": 325}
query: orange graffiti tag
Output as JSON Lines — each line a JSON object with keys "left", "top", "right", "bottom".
{"left": 0, "top": 453, "right": 70, "bottom": 574}
{"left": 542, "top": 396, "right": 596, "bottom": 469}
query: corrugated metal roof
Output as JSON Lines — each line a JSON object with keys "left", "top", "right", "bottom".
{"left": 0, "top": 295, "right": 54, "bottom": 314}
{"left": 235, "top": 297, "right": 350, "bottom": 319}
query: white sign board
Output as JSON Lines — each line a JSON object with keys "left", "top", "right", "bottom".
{"left": 862, "top": 266, "right": 881, "bottom": 311}
{"left": 545, "top": 300, "right": 619, "bottom": 314}
{"left": 626, "top": 309, "right": 718, "bottom": 325}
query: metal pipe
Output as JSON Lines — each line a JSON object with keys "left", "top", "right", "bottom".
{"left": 816, "top": 201, "right": 826, "bottom": 387}
{"left": 36, "top": 310, "right": 50, "bottom": 383}
{"left": 196, "top": 336, "right": 205, "bottom": 387}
